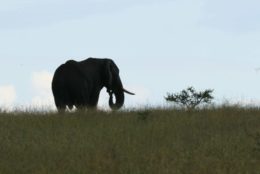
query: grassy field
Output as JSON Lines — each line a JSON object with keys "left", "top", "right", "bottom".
{"left": 0, "top": 107, "right": 260, "bottom": 174}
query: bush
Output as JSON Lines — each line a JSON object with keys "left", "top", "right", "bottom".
{"left": 165, "top": 87, "right": 214, "bottom": 109}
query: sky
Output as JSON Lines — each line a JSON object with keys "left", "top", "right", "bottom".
{"left": 0, "top": 0, "right": 260, "bottom": 110}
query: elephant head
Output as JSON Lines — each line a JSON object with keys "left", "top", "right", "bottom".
{"left": 104, "top": 59, "right": 134, "bottom": 110}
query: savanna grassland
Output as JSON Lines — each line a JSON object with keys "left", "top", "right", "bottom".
{"left": 0, "top": 107, "right": 260, "bottom": 174}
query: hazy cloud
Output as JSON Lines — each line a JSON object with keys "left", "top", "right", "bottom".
{"left": 32, "top": 71, "right": 52, "bottom": 91}
{"left": 31, "top": 71, "right": 54, "bottom": 108}
{"left": 0, "top": 85, "right": 16, "bottom": 106}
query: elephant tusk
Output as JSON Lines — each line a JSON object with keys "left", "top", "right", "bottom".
{"left": 123, "top": 88, "right": 135, "bottom": 95}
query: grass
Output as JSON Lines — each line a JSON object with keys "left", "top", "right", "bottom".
{"left": 0, "top": 107, "right": 260, "bottom": 174}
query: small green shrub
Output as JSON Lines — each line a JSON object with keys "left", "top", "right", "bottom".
{"left": 165, "top": 86, "right": 214, "bottom": 109}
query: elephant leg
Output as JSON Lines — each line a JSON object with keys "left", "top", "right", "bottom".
{"left": 68, "top": 104, "right": 74, "bottom": 110}
{"left": 75, "top": 104, "right": 87, "bottom": 111}
{"left": 53, "top": 91, "right": 69, "bottom": 113}
{"left": 88, "top": 91, "right": 100, "bottom": 109}
{"left": 56, "top": 103, "right": 66, "bottom": 113}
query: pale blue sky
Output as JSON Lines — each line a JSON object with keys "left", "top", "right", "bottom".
{"left": 0, "top": 0, "right": 260, "bottom": 109}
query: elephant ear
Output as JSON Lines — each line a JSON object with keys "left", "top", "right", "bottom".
{"left": 105, "top": 59, "right": 119, "bottom": 89}
{"left": 104, "top": 60, "right": 113, "bottom": 89}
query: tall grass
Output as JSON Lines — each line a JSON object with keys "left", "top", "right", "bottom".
{"left": 0, "top": 107, "right": 260, "bottom": 174}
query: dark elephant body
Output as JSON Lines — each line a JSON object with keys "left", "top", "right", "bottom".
{"left": 52, "top": 58, "right": 134, "bottom": 111}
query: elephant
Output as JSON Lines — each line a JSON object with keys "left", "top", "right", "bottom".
{"left": 51, "top": 58, "right": 134, "bottom": 112}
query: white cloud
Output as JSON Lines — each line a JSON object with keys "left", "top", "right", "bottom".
{"left": 98, "top": 88, "right": 110, "bottom": 110}
{"left": 31, "top": 71, "right": 55, "bottom": 109}
{"left": 0, "top": 85, "right": 16, "bottom": 106}
{"left": 32, "top": 71, "right": 52, "bottom": 91}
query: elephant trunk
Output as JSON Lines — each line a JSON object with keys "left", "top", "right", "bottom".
{"left": 109, "top": 89, "right": 125, "bottom": 110}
